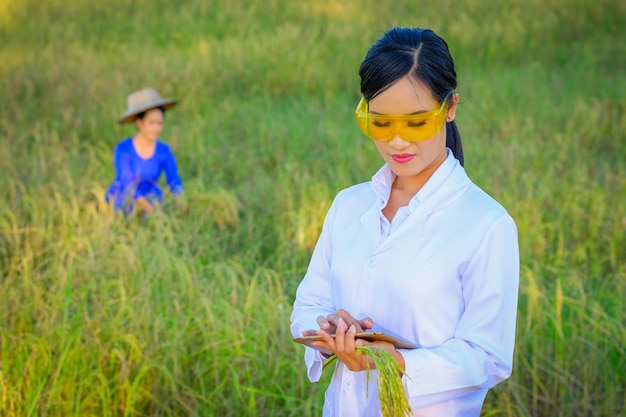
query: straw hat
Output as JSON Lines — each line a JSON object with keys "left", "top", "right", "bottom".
{"left": 118, "top": 87, "right": 178, "bottom": 124}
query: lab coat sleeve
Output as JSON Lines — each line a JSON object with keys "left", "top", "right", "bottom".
{"left": 401, "top": 213, "right": 519, "bottom": 410}
{"left": 290, "top": 194, "right": 341, "bottom": 382}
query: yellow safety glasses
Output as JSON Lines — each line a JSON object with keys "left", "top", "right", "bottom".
{"left": 354, "top": 97, "right": 450, "bottom": 142}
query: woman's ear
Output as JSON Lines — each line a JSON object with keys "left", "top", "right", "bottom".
{"left": 446, "top": 93, "right": 459, "bottom": 122}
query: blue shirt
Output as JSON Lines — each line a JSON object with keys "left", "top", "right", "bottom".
{"left": 106, "top": 138, "right": 183, "bottom": 213}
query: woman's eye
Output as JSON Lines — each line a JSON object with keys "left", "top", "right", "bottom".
{"left": 408, "top": 120, "right": 427, "bottom": 128}
{"left": 372, "top": 120, "right": 391, "bottom": 128}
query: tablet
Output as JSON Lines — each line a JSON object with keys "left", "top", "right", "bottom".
{"left": 294, "top": 331, "right": 417, "bottom": 353}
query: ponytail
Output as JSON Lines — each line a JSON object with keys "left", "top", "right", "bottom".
{"left": 445, "top": 121, "right": 464, "bottom": 167}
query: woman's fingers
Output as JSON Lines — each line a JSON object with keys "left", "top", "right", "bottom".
{"left": 329, "top": 311, "right": 360, "bottom": 332}
{"left": 345, "top": 323, "right": 357, "bottom": 353}
{"left": 310, "top": 328, "right": 335, "bottom": 352}
{"left": 333, "top": 318, "right": 348, "bottom": 352}
{"left": 359, "top": 317, "right": 374, "bottom": 330}
{"left": 317, "top": 311, "right": 374, "bottom": 334}
{"left": 316, "top": 318, "right": 335, "bottom": 335}
{"left": 333, "top": 319, "right": 367, "bottom": 371}
{"left": 310, "top": 318, "right": 384, "bottom": 372}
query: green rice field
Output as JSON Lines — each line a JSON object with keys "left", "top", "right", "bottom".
{"left": 1, "top": 0, "right": 625, "bottom": 415}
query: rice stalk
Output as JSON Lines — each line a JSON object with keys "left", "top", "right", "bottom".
{"left": 322, "top": 346, "right": 412, "bottom": 417}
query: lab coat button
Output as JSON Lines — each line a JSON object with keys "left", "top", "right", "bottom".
{"left": 367, "top": 258, "right": 375, "bottom": 266}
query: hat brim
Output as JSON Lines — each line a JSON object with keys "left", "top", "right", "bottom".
{"left": 118, "top": 99, "right": 178, "bottom": 124}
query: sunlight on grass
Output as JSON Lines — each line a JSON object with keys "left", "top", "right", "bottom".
{"left": 0, "top": 0, "right": 19, "bottom": 28}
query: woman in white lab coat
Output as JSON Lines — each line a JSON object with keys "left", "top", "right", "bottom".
{"left": 290, "top": 27, "right": 520, "bottom": 417}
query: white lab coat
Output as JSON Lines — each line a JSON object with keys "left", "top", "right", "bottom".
{"left": 290, "top": 151, "right": 520, "bottom": 417}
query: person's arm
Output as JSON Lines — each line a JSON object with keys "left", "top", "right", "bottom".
{"left": 110, "top": 142, "right": 137, "bottom": 211}
{"left": 290, "top": 197, "right": 342, "bottom": 381}
{"left": 163, "top": 146, "right": 183, "bottom": 195}
{"left": 135, "top": 197, "right": 154, "bottom": 213}
{"left": 162, "top": 145, "right": 187, "bottom": 212}
{"left": 400, "top": 214, "right": 519, "bottom": 410}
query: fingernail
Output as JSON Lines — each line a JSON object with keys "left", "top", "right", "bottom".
{"left": 349, "top": 324, "right": 356, "bottom": 333}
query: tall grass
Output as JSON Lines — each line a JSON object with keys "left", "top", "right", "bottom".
{"left": 1, "top": 0, "right": 625, "bottom": 415}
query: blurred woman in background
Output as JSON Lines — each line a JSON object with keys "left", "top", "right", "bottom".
{"left": 106, "top": 87, "right": 185, "bottom": 215}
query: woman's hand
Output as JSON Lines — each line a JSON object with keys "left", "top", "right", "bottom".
{"left": 312, "top": 317, "right": 405, "bottom": 372}
{"left": 300, "top": 309, "right": 372, "bottom": 337}
{"left": 300, "top": 309, "right": 405, "bottom": 371}
{"left": 136, "top": 197, "right": 154, "bottom": 214}
{"left": 174, "top": 194, "right": 189, "bottom": 214}
{"left": 317, "top": 309, "right": 374, "bottom": 334}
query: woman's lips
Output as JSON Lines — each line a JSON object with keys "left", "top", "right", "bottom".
{"left": 392, "top": 153, "right": 415, "bottom": 164}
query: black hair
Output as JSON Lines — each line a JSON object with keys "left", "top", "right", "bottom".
{"left": 135, "top": 106, "right": 166, "bottom": 121}
{"left": 359, "top": 27, "right": 464, "bottom": 166}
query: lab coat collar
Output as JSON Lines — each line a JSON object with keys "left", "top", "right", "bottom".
{"left": 362, "top": 151, "right": 472, "bottom": 251}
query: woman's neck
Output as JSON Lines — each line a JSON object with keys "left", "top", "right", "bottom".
{"left": 394, "top": 149, "right": 447, "bottom": 196}
{"left": 132, "top": 134, "right": 157, "bottom": 159}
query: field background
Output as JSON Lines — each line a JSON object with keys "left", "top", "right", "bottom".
{"left": 1, "top": 0, "right": 625, "bottom": 416}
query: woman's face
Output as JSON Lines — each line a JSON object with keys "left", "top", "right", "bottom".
{"left": 368, "top": 75, "right": 457, "bottom": 183}
{"left": 135, "top": 108, "right": 164, "bottom": 141}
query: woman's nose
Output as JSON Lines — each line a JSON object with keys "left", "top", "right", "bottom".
{"left": 389, "top": 132, "right": 411, "bottom": 147}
